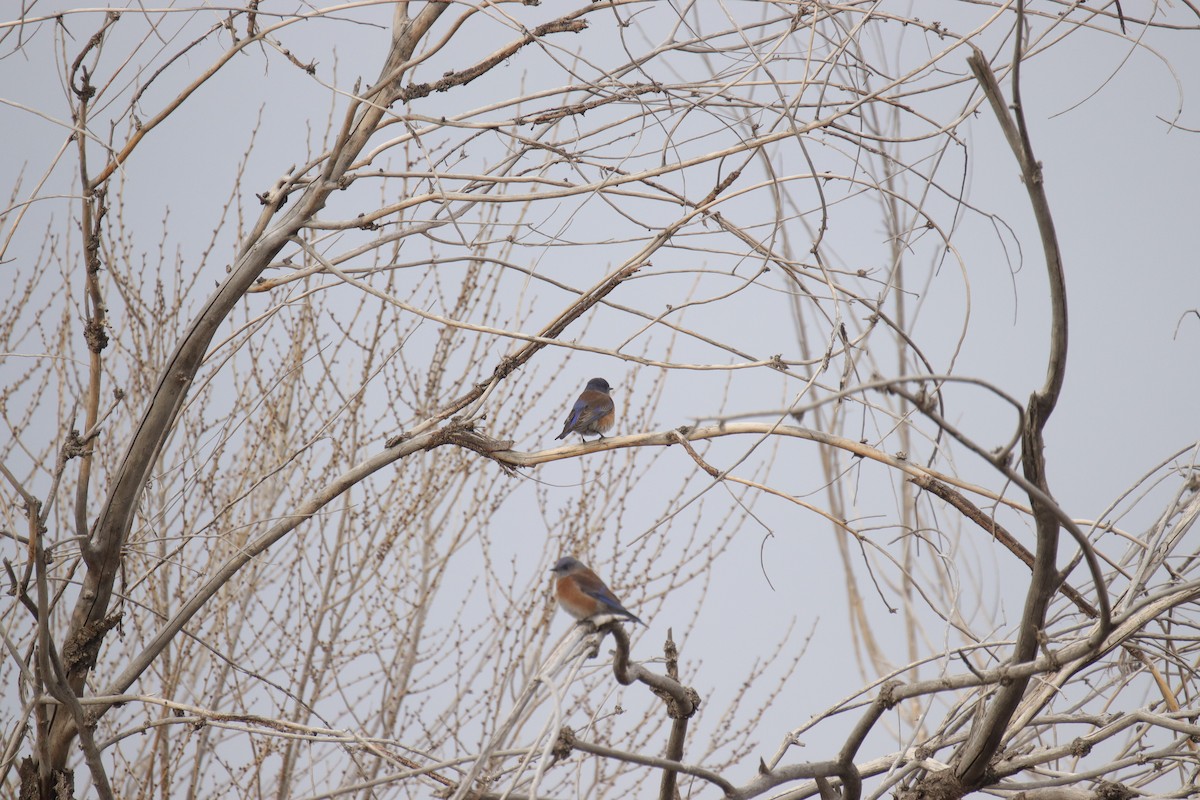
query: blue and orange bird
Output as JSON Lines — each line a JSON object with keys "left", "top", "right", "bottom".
{"left": 551, "top": 556, "right": 643, "bottom": 625}
{"left": 555, "top": 377, "right": 615, "bottom": 441}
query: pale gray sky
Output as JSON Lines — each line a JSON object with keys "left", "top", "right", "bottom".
{"left": 3, "top": 2, "right": 1199, "bottom": 796}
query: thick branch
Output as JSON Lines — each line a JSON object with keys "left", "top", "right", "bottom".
{"left": 604, "top": 623, "right": 701, "bottom": 799}
{"left": 966, "top": 45, "right": 1067, "bottom": 422}
{"left": 606, "top": 623, "right": 699, "bottom": 718}
{"left": 952, "top": 19, "right": 1089, "bottom": 786}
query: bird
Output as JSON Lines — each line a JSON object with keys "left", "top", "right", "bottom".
{"left": 555, "top": 377, "right": 615, "bottom": 441}
{"left": 550, "top": 556, "right": 643, "bottom": 625}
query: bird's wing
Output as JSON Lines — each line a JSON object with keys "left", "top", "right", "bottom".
{"left": 577, "top": 574, "right": 627, "bottom": 612}
{"left": 577, "top": 573, "right": 642, "bottom": 623}
{"left": 572, "top": 392, "right": 614, "bottom": 427}
{"left": 563, "top": 397, "right": 589, "bottom": 429}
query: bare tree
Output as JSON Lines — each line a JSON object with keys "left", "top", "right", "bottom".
{"left": 3, "top": 1, "right": 1200, "bottom": 799}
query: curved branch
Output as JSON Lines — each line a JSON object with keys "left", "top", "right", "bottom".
{"left": 951, "top": 14, "right": 1098, "bottom": 786}
{"left": 966, "top": 44, "right": 1067, "bottom": 422}
{"left": 467, "top": 423, "right": 1031, "bottom": 514}
{"left": 606, "top": 623, "right": 698, "bottom": 718}
{"left": 605, "top": 623, "right": 701, "bottom": 800}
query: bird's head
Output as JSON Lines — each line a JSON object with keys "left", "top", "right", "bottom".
{"left": 550, "top": 556, "right": 583, "bottom": 576}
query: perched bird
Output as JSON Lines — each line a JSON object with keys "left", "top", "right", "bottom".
{"left": 551, "top": 556, "right": 643, "bottom": 625}
{"left": 555, "top": 377, "right": 615, "bottom": 441}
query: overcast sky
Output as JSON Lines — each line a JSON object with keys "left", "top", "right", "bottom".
{"left": 3, "top": 2, "right": 1200, "bottom": 796}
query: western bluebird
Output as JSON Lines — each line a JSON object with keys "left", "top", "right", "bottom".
{"left": 550, "top": 556, "right": 643, "bottom": 625}
{"left": 555, "top": 377, "right": 615, "bottom": 441}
